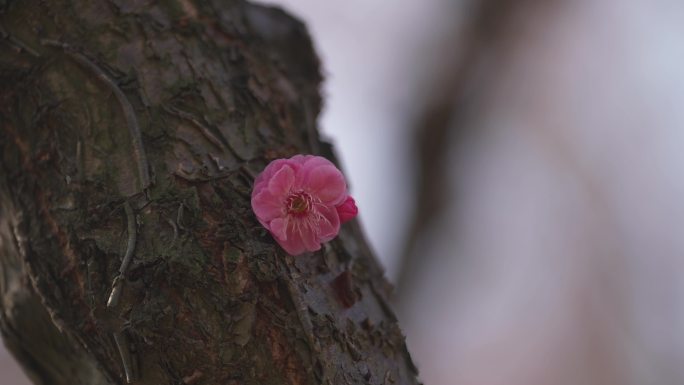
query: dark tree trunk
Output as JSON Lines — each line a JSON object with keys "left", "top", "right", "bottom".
{"left": 0, "top": 1, "right": 419, "bottom": 384}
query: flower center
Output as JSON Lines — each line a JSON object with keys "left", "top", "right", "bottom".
{"left": 286, "top": 191, "right": 313, "bottom": 216}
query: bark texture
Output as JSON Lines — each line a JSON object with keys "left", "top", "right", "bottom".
{"left": 0, "top": 1, "right": 419, "bottom": 384}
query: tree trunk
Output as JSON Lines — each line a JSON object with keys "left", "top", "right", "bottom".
{"left": 0, "top": 1, "right": 419, "bottom": 384}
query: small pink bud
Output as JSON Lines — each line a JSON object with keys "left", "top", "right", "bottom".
{"left": 336, "top": 196, "right": 358, "bottom": 224}
{"left": 251, "top": 155, "right": 357, "bottom": 255}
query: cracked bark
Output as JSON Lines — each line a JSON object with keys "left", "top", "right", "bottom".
{"left": 0, "top": 1, "right": 420, "bottom": 384}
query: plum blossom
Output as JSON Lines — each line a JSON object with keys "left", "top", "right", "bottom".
{"left": 251, "top": 155, "right": 358, "bottom": 255}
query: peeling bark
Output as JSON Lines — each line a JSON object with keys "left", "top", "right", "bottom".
{"left": 0, "top": 1, "right": 419, "bottom": 384}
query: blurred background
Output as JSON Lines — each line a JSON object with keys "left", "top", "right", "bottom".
{"left": 5, "top": 0, "right": 684, "bottom": 384}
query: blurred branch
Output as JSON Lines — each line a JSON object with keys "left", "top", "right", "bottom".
{"left": 394, "top": 0, "right": 536, "bottom": 302}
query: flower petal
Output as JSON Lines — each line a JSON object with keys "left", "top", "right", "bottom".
{"left": 305, "top": 165, "right": 346, "bottom": 205}
{"left": 293, "top": 155, "right": 334, "bottom": 189}
{"left": 268, "top": 217, "right": 288, "bottom": 240}
{"left": 316, "top": 204, "right": 340, "bottom": 242}
{"left": 279, "top": 222, "right": 308, "bottom": 255}
{"left": 267, "top": 164, "right": 295, "bottom": 199}
{"left": 253, "top": 159, "right": 291, "bottom": 196}
{"left": 279, "top": 238, "right": 307, "bottom": 255}
{"left": 299, "top": 222, "right": 322, "bottom": 252}
{"left": 251, "top": 190, "right": 283, "bottom": 223}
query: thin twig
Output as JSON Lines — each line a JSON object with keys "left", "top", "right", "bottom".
{"left": 107, "top": 201, "right": 137, "bottom": 308}
{"left": 0, "top": 23, "right": 41, "bottom": 58}
{"left": 166, "top": 217, "right": 179, "bottom": 245}
{"left": 176, "top": 202, "right": 187, "bottom": 231}
{"left": 171, "top": 168, "right": 240, "bottom": 183}
{"left": 162, "top": 105, "right": 244, "bottom": 161}
{"left": 41, "top": 39, "right": 151, "bottom": 192}
{"left": 113, "top": 331, "right": 137, "bottom": 383}
{"left": 206, "top": 114, "right": 245, "bottom": 162}
{"left": 163, "top": 105, "right": 227, "bottom": 151}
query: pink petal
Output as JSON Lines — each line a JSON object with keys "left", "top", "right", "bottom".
{"left": 302, "top": 155, "right": 334, "bottom": 168}
{"left": 288, "top": 154, "right": 311, "bottom": 165}
{"left": 267, "top": 165, "right": 295, "bottom": 199}
{"left": 270, "top": 217, "right": 309, "bottom": 255}
{"left": 305, "top": 165, "right": 346, "bottom": 205}
{"left": 252, "top": 159, "right": 291, "bottom": 196}
{"left": 299, "top": 222, "right": 322, "bottom": 252}
{"left": 251, "top": 190, "right": 283, "bottom": 223}
{"left": 268, "top": 218, "right": 288, "bottom": 241}
{"left": 279, "top": 238, "right": 307, "bottom": 255}
{"left": 316, "top": 204, "right": 341, "bottom": 242}
{"left": 279, "top": 224, "right": 308, "bottom": 255}
{"left": 293, "top": 156, "right": 334, "bottom": 189}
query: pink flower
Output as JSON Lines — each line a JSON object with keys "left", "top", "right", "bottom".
{"left": 251, "top": 155, "right": 358, "bottom": 255}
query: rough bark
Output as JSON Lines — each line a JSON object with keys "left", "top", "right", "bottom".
{"left": 0, "top": 1, "right": 419, "bottom": 384}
